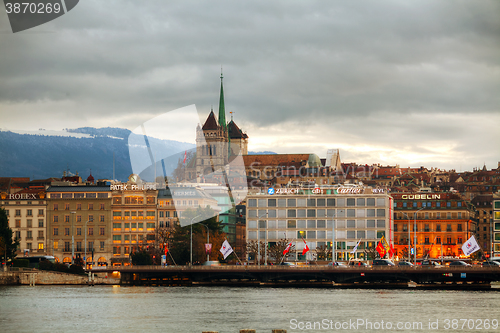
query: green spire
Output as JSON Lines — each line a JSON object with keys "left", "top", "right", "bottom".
{"left": 218, "top": 70, "right": 226, "bottom": 130}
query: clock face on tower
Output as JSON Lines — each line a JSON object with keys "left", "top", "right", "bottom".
{"left": 128, "top": 174, "right": 139, "bottom": 184}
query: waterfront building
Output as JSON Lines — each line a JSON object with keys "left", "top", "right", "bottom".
{"left": 110, "top": 175, "right": 157, "bottom": 266}
{"left": 392, "top": 192, "right": 478, "bottom": 260}
{"left": 46, "top": 184, "right": 112, "bottom": 266}
{"left": 245, "top": 185, "right": 392, "bottom": 262}
{"left": 471, "top": 194, "right": 493, "bottom": 257}
{"left": 493, "top": 193, "right": 500, "bottom": 257}
{"left": 0, "top": 188, "right": 47, "bottom": 256}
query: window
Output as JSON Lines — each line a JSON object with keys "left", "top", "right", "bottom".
{"left": 15, "top": 219, "right": 21, "bottom": 228}
{"left": 446, "top": 224, "right": 452, "bottom": 232}
{"left": 457, "top": 224, "right": 462, "bottom": 232}
{"left": 88, "top": 203, "right": 94, "bottom": 210}
{"left": 38, "top": 209, "right": 44, "bottom": 216}
{"left": 436, "top": 224, "right": 441, "bottom": 232}
{"left": 100, "top": 227, "right": 105, "bottom": 236}
{"left": 53, "top": 204, "right": 58, "bottom": 211}
{"left": 65, "top": 215, "right": 70, "bottom": 223}
{"left": 53, "top": 216, "right": 58, "bottom": 223}
{"left": 88, "top": 227, "right": 93, "bottom": 236}
{"left": 65, "top": 228, "right": 70, "bottom": 236}
{"left": 77, "top": 228, "right": 81, "bottom": 236}
{"left": 76, "top": 242, "right": 82, "bottom": 251}
{"left": 64, "top": 242, "right": 70, "bottom": 251}
{"left": 27, "top": 209, "right": 32, "bottom": 216}
{"left": 38, "top": 230, "right": 44, "bottom": 239}
{"left": 15, "top": 209, "right": 21, "bottom": 216}
{"left": 100, "top": 215, "right": 105, "bottom": 222}
{"left": 77, "top": 203, "right": 81, "bottom": 210}
{"left": 65, "top": 203, "right": 70, "bottom": 210}
{"left": 53, "top": 228, "right": 58, "bottom": 236}
{"left": 26, "top": 230, "right": 32, "bottom": 239}
{"left": 100, "top": 241, "right": 105, "bottom": 250}
{"left": 100, "top": 203, "right": 105, "bottom": 210}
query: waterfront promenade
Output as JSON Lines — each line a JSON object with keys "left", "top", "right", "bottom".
{"left": 92, "top": 265, "right": 500, "bottom": 289}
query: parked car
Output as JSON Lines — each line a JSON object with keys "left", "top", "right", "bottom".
{"left": 397, "top": 261, "right": 414, "bottom": 267}
{"left": 421, "top": 260, "right": 442, "bottom": 267}
{"left": 372, "top": 259, "right": 395, "bottom": 266}
{"left": 482, "top": 260, "right": 500, "bottom": 267}
{"left": 348, "top": 260, "right": 369, "bottom": 267}
{"left": 448, "top": 260, "right": 471, "bottom": 267}
{"left": 328, "top": 262, "right": 348, "bottom": 268}
{"left": 280, "top": 262, "right": 295, "bottom": 267}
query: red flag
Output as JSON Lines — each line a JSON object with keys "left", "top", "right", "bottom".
{"left": 376, "top": 240, "right": 386, "bottom": 258}
{"left": 283, "top": 242, "right": 292, "bottom": 255}
{"left": 183, "top": 151, "right": 187, "bottom": 164}
{"left": 302, "top": 240, "right": 309, "bottom": 255}
{"left": 389, "top": 244, "right": 395, "bottom": 258}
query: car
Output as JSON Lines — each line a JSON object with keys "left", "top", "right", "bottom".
{"left": 348, "top": 260, "right": 369, "bottom": 267}
{"left": 421, "top": 260, "right": 442, "bottom": 267}
{"left": 328, "top": 262, "right": 348, "bottom": 268}
{"left": 397, "top": 261, "right": 414, "bottom": 267}
{"left": 372, "top": 259, "right": 395, "bottom": 266}
{"left": 482, "top": 261, "right": 500, "bottom": 267}
{"left": 280, "top": 262, "right": 295, "bottom": 266}
{"left": 448, "top": 260, "right": 471, "bottom": 267}
{"left": 203, "top": 261, "right": 221, "bottom": 266}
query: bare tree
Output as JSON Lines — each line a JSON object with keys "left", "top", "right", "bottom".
{"left": 268, "top": 239, "right": 296, "bottom": 264}
{"left": 315, "top": 245, "right": 332, "bottom": 261}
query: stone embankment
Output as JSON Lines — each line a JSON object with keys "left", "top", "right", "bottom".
{"left": 0, "top": 268, "right": 120, "bottom": 285}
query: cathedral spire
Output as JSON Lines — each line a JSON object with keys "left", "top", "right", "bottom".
{"left": 218, "top": 69, "right": 226, "bottom": 130}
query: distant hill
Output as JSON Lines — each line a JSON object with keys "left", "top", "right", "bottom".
{"left": 0, "top": 127, "right": 194, "bottom": 181}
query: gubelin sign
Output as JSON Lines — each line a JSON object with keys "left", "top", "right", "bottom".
{"left": 401, "top": 194, "right": 441, "bottom": 200}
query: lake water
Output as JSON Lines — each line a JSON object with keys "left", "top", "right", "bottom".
{"left": 1, "top": 285, "right": 499, "bottom": 333}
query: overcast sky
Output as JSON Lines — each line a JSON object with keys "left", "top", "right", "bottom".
{"left": 1, "top": 0, "right": 499, "bottom": 172}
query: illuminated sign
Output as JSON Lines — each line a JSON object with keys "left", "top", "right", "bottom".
{"left": 110, "top": 184, "right": 156, "bottom": 191}
{"left": 275, "top": 188, "right": 299, "bottom": 194}
{"left": 1, "top": 192, "right": 45, "bottom": 200}
{"left": 401, "top": 194, "right": 441, "bottom": 200}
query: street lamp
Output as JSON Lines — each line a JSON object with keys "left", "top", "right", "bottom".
{"left": 414, "top": 207, "right": 425, "bottom": 265}
{"left": 403, "top": 213, "right": 411, "bottom": 262}
{"left": 84, "top": 218, "right": 91, "bottom": 270}
{"left": 257, "top": 212, "right": 268, "bottom": 266}
{"left": 190, "top": 214, "right": 202, "bottom": 266}
{"left": 70, "top": 211, "right": 76, "bottom": 265}
{"left": 331, "top": 210, "right": 343, "bottom": 264}
{"left": 200, "top": 223, "right": 210, "bottom": 262}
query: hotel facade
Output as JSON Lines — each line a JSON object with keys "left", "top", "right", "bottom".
{"left": 245, "top": 186, "right": 392, "bottom": 261}
{"left": 392, "top": 192, "right": 478, "bottom": 260}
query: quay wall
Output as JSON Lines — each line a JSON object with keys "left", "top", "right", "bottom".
{"left": 0, "top": 269, "right": 120, "bottom": 285}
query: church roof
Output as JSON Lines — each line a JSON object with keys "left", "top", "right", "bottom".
{"left": 202, "top": 110, "right": 219, "bottom": 130}
{"left": 227, "top": 120, "right": 248, "bottom": 139}
{"left": 243, "top": 154, "right": 313, "bottom": 167}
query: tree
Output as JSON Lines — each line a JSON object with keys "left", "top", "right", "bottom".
{"left": 364, "top": 244, "right": 378, "bottom": 260}
{"left": 131, "top": 250, "right": 154, "bottom": 265}
{"left": 268, "top": 239, "right": 296, "bottom": 264}
{"left": 169, "top": 207, "right": 225, "bottom": 265}
{"left": 0, "top": 208, "right": 19, "bottom": 262}
{"left": 315, "top": 245, "right": 332, "bottom": 261}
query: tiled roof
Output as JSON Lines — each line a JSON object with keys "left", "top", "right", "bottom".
{"left": 202, "top": 110, "right": 219, "bottom": 130}
{"left": 243, "top": 154, "right": 311, "bottom": 167}
{"left": 227, "top": 120, "right": 247, "bottom": 139}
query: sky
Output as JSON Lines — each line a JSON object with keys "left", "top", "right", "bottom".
{"left": 0, "top": 0, "right": 499, "bottom": 172}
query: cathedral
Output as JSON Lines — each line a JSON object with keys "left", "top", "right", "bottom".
{"left": 185, "top": 73, "right": 248, "bottom": 181}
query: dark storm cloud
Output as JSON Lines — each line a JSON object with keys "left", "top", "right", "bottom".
{"left": 0, "top": 0, "right": 498, "bottom": 170}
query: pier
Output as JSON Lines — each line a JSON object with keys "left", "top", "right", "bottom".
{"left": 91, "top": 265, "right": 500, "bottom": 289}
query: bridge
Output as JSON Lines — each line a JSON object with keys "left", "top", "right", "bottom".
{"left": 91, "top": 265, "right": 500, "bottom": 289}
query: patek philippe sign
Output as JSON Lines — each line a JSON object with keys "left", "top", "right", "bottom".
{"left": 110, "top": 184, "right": 156, "bottom": 191}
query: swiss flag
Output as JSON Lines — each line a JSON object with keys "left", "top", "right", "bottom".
{"left": 183, "top": 151, "right": 187, "bottom": 164}
{"left": 283, "top": 242, "right": 292, "bottom": 255}
{"left": 302, "top": 241, "right": 309, "bottom": 255}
